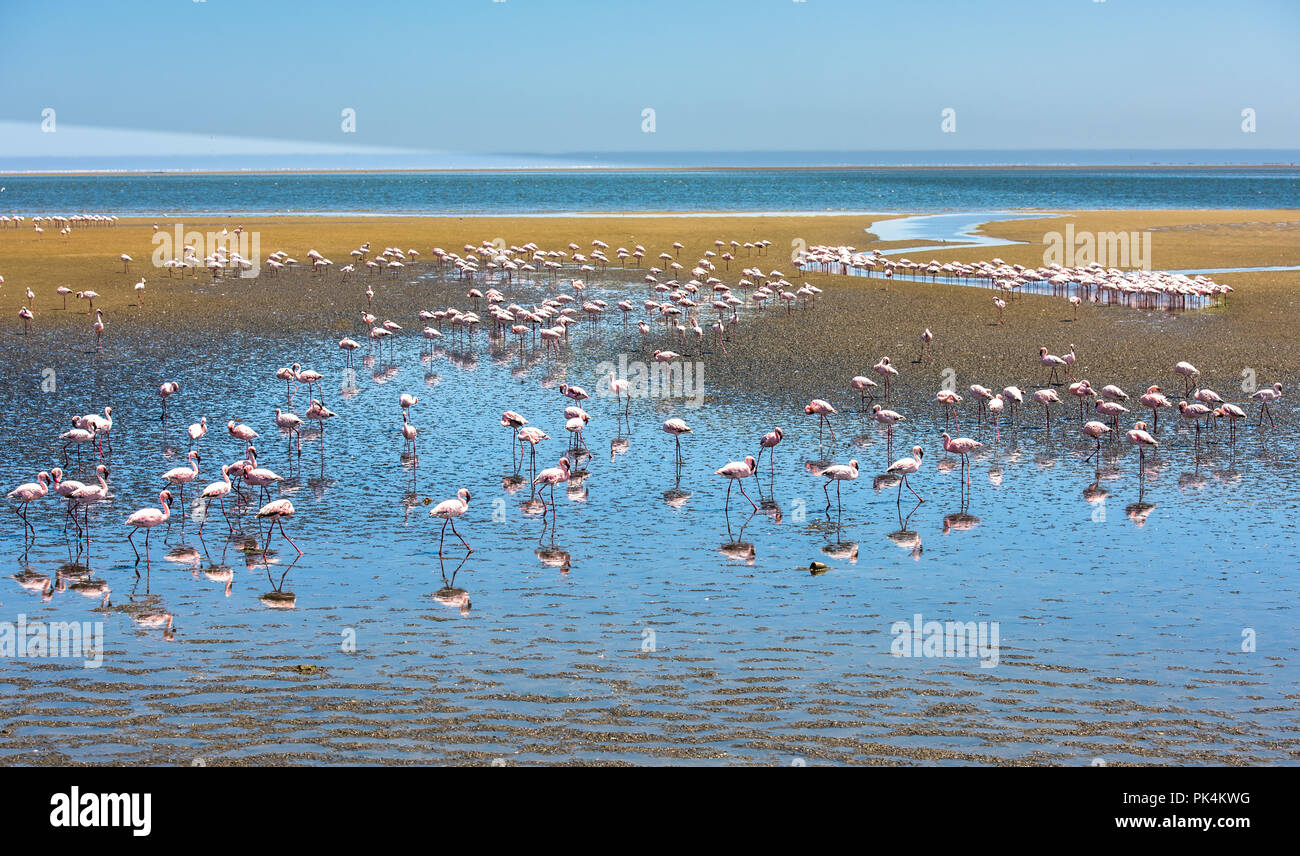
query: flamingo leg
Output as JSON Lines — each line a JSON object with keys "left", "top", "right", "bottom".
{"left": 449, "top": 517, "right": 471, "bottom": 552}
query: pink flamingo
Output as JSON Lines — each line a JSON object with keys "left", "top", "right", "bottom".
{"left": 988, "top": 394, "right": 1005, "bottom": 440}
{"left": 188, "top": 416, "right": 208, "bottom": 448}
{"left": 1033, "top": 388, "right": 1061, "bottom": 430}
{"left": 872, "top": 404, "right": 905, "bottom": 439}
{"left": 918, "top": 328, "right": 934, "bottom": 363}
{"left": 662, "top": 418, "right": 692, "bottom": 465}
{"left": 1139, "top": 386, "right": 1172, "bottom": 433}
{"left": 93, "top": 309, "right": 105, "bottom": 351}
{"left": 69, "top": 465, "right": 110, "bottom": 542}
{"left": 935, "top": 390, "right": 961, "bottom": 428}
{"left": 886, "top": 446, "right": 925, "bottom": 503}
{"left": 1067, "top": 381, "right": 1095, "bottom": 421}
{"left": 756, "top": 427, "right": 783, "bottom": 474}
{"left": 1178, "top": 400, "right": 1212, "bottom": 453}
{"left": 1039, "top": 347, "right": 1067, "bottom": 385}
{"left": 850, "top": 376, "right": 878, "bottom": 411}
{"left": 228, "top": 420, "right": 259, "bottom": 453}
{"left": 534, "top": 457, "right": 572, "bottom": 515}
{"left": 715, "top": 456, "right": 758, "bottom": 513}
{"left": 609, "top": 372, "right": 631, "bottom": 416}
{"left": 161, "top": 450, "right": 200, "bottom": 508}
{"left": 1218, "top": 403, "right": 1247, "bottom": 443}
{"left": 940, "top": 433, "right": 982, "bottom": 485}
{"left": 1251, "top": 382, "right": 1283, "bottom": 427}
{"left": 559, "top": 383, "right": 589, "bottom": 403}
{"left": 805, "top": 398, "right": 838, "bottom": 442}
{"left": 517, "top": 426, "right": 549, "bottom": 483}
{"left": 159, "top": 381, "right": 180, "bottom": 422}
{"left": 8, "top": 471, "right": 50, "bottom": 539}
{"left": 430, "top": 489, "right": 472, "bottom": 554}
{"left": 256, "top": 498, "right": 301, "bottom": 559}
{"left": 199, "top": 466, "right": 234, "bottom": 533}
{"left": 501, "top": 411, "right": 528, "bottom": 468}
{"left": 1081, "top": 420, "right": 1110, "bottom": 464}
{"left": 125, "top": 490, "right": 172, "bottom": 562}
{"left": 821, "top": 459, "right": 859, "bottom": 513}
{"left": 1125, "top": 421, "right": 1159, "bottom": 473}
{"left": 873, "top": 357, "right": 899, "bottom": 401}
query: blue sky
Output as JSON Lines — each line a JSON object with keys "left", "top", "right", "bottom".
{"left": 1, "top": 0, "right": 1296, "bottom": 158}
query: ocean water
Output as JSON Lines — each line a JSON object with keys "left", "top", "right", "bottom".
{"left": 0, "top": 166, "right": 1297, "bottom": 216}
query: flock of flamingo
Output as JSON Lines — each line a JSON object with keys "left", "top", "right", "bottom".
{"left": 3, "top": 226, "right": 1289, "bottom": 568}
{"left": 795, "top": 245, "right": 1232, "bottom": 312}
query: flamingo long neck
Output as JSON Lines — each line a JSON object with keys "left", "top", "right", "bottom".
{"left": 159, "top": 495, "right": 171, "bottom": 520}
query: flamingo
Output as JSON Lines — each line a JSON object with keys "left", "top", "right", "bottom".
{"left": 255, "top": 499, "right": 301, "bottom": 559}
{"left": 7, "top": 472, "right": 50, "bottom": 539}
{"left": 608, "top": 372, "right": 630, "bottom": 416}
{"left": 1251, "top": 382, "right": 1283, "bottom": 427}
{"left": 430, "top": 489, "right": 472, "bottom": 554}
{"left": 1174, "top": 361, "right": 1200, "bottom": 396}
{"left": 715, "top": 456, "right": 758, "bottom": 513}
{"left": 125, "top": 490, "right": 172, "bottom": 562}
{"left": 886, "top": 446, "right": 925, "bottom": 503}
{"left": 873, "top": 357, "right": 899, "bottom": 401}
{"left": 940, "top": 433, "right": 982, "bottom": 485}
{"left": 1218, "top": 403, "right": 1247, "bottom": 443}
{"left": 1033, "top": 388, "right": 1061, "bottom": 430}
{"left": 988, "top": 394, "right": 1005, "bottom": 440}
{"left": 159, "top": 381, "right": 180, "bottom": 422}
{"left": 1081, "top": 420, "right": 1110, "bottom": 464}
{"left": 276, "top": 408, "right": 303, "bottom": 454}
{"left": 93, "top": 309, "right": 105, "bottom": 351}
{"left": 1139, "top": 386, "right": 1173, "bottom": 433}
{"left": 559, "top": 383, "right": 590, "bottom": 403}
{"left": 821, "top": 459, "right": 858, "bottom": 514}
{"left": 1067, "top": 381, "right": 1095, "bottom": 421}
{"left": 69, "top": 465, "right": 110, "bottom": 540}
{"left": 1039, "top": 347, "right": 1067, "bottom": 385}
{"left": 304, "top": 399, "right": 337, "bottom": 448}
{"left": 918, "top": 328, "right": 934, "bottom": 363}
{"left": 1125, "top": 421, "right": 1159, "bottom": 473}
{"left": 188, "top": 416, "right": 208, "bottom": 447}
{"left": 662, "top": 418, "right": 692, "bottom": 465}
{"left": 756, "top": 427, "right": 783, "bottom": 474}
{"left": 993, "top": 297, "right": 1005, "bottom": 324}
{"left": 1178, "top": 400, "right": 1212, "bottom": 453}
{"left": 517, "top": 426, "right": 549, "bottom": 483}
{"left": 850, "top": 376, "right": 878, "bottom": 411}
{"left": 401, "top": 411, "right": 418, "bottom": 454}
{"left": 872, "top": 404, "right": 904, "bottom": 438}
{"left": 161, "top": 450, "right": 201, "bottom": 506}
{"left": 18, "top": 306, "right": 33, "bottom": 333}
{"left": 534, "top": 457, "right": 572, "bottom": 515}
{"left": 805, "top": 398, "right": 837, "bottom": 442}
{"left": 199, "top": 466, "right": 234, "bottom": 533}
{"left": 228, "top": 420, "right": 259, "bottom": 452}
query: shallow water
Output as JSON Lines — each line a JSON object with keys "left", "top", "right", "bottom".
{"left": 1, "top": 268, "right": 1297, "bottom": 766}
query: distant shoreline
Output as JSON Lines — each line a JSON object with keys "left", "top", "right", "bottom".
{"left": 2, "top": 163, "right": 1297, "bottom": 178}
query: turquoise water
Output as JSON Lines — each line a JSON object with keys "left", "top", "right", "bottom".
{"left": 1, "top": 167, "right": 1297, "bottom": 216}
